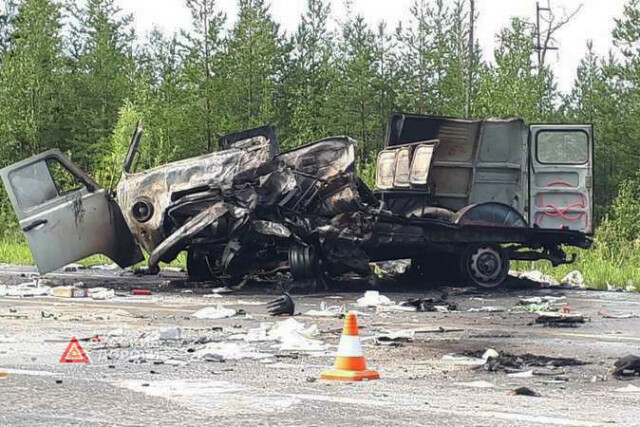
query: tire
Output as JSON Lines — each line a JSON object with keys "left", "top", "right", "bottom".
{"left": 460, "top": 243, "right": 509, "bottom": 289}
{"left": 186, "top": 249, "right": 215, "bottom": 282}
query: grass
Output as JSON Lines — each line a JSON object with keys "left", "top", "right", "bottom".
{"left": 0, "top": 234, "right": 186, "bottom": 269}
{"left": 513, "top": 242, "right": 640, "bottom": 291}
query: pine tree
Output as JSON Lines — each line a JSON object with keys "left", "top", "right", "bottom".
{"left": 285, "top": 0, "right": 334, "bottom": 146}
{"left": 181, "top": 0, "right": 226, "bottom": 152}
{"left": 474, "top": 17, "right": 555, "bottom": 121}
{"left": 218, "top": 0, "right": 287, "bottom": 133}
{"left": 0, "top": 0, "right": 64, "bottom": 162}
{"left": 330, "top": 14, "right": 381, "bottom": 163}
{"left": 565, "top": 43, "right": 618, "bottom": 208}
{"left": 64, "top": 0, "right": 136, "bottom": 169}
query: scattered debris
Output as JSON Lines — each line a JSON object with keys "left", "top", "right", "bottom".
{"left": 375, "top": 304, "right": 416, "bottom": 313}
{"left": 235, "top": 318, "right": 328, "bottom": 353}
{"left": 159, "top": 326, "right": 182, "bottom": 340}
{"left": 615, "top": 384, "right": 640, "bottom": 393}
{"left": 469, "top": 333, "right": 513, "bottom": 339}
{"left": 267, "top": 293, "right": 295, "bottom": 316}
{"left": 535, "top": 311, "right": 586, "bottom": 327}
{"left": 193, "top": 342, "right": 273, "bottom": 361}
{"left": 612, "top": 355, "right": 640, "bottom": 377}
{"left": 357, "top": 291, "right": 393, "bottom": 307}
{"left": 517, "top": 270, "right": 557, "bottom": 287}
{"left": 458, "top": 349, "right": 585, "bottom": 373}
{"left": 467, "top": 306, "right": 506, "bottom": 313}
{"left": 268, "top": 318, "right": 328, "bottom": 352}
{"left": 442, "top": 349, "right": 499, "bottom": 367}
{"left": 415, "top": 327, "right": 464, "bottom": 334}
{"left": 90, "top": 263, "right": 120, "bottom": 271}
{"left": 305, "top": 301, "right": 345, "bottom": 317}
{"left": 372, "top": 330, "right": 415, "bottom": 346}
{"left": 561, "top": 270, "right": 585, "bottom": 288}
{"left": 0, "top": 281, "right": 52, "bottom": 297}
{"left": 507, "top": 370, "right": 534, "bottom": 378}
{"left": 242, "top": 324, "right": 278, "bottom": 343}
{"left": 372, "top": 259, "right": 411, "bottom": 277}
{"left": 52, "top": 285, "right": 86, "bottom": 298}
{"left": 400, "top": 296, "right": 457, "bottom": 312}
{"left": 455, "top": 380, "right": 495, "bottom": 388}
{"left": 521, "top": 295, "right": 566, "bottom": 304}
{"left": 191, "top": 305, "right": 237, "bottom": 320}
{"left": 598, "top": 308, "right": 639, "bottom": 319}
{"left": 521, "top": 303, "right": 553, "bottom": 313}
{"left": 87, "top": 287, "right": 115, "bottom": 300}
{"left": 62, "top": 263, "right": 83, "bottom": 272}
{"left": 519, "top": 296, "right": 566, "bottom": 305}
{"left": 510, "top": 386, "right": 539, "bottom": 397}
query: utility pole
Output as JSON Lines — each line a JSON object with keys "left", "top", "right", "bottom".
{"left": 535, "top": 1, "right": 559, "bottom": 72}
{"left": 465, "top": 0, "right": 475, "bottom": 118}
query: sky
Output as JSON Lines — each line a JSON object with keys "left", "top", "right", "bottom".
{"left": 115, "top": 0, "right": 628, "bottom": 93}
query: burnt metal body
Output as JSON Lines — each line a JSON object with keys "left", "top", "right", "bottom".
{"left": 1, "top": 115, "right": 594, "bottom": 288}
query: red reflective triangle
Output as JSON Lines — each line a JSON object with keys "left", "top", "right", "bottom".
{"left": 59, "top": 336, "right": 89, "bottom": 363}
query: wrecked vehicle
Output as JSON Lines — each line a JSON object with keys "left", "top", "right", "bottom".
{"left": 0, "top": 114, "right": 593, "bottom": 288}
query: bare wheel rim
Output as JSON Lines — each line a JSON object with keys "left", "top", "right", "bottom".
{"left": 464, "top": 245, "right": 508, "bottom": 288}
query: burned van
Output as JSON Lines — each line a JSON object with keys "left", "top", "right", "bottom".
{"left": 0, "top": 114, "right": 593, "bottom": 288}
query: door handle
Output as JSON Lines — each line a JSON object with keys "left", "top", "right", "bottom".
{"left": 22, "top": 219, "right": 47, "bottom": 232}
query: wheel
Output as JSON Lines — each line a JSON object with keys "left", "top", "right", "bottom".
{"left": 186, "top": 249, "right": 215, "bottom": 282}
{"left": 460, "top": 244, "right": 509, "bottom": 289}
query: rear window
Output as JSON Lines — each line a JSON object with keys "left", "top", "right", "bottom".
{"left": 537, "top": 130, "right": 589, "bottom": 165}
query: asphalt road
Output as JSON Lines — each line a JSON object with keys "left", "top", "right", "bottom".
{"left": 1, "top": 267, "right": 639, "bottom": 426}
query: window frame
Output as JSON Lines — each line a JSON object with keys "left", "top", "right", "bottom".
{"left": 536, "top": 129, "right": 590, "bottom": 165}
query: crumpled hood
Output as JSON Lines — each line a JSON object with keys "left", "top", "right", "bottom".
{"left": 116, "top": 143, "right": 272, "bottom": 253}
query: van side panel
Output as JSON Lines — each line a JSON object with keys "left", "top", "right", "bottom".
{"left": 385, "top": 114, "right": 528, "bottom": 217}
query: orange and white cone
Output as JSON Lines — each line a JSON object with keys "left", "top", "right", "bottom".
{"left": 321, "top": 311, "right": 380, "bottom": 381}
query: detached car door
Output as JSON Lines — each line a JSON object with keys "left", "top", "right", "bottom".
{"left": 529, "top": 124, "right": 593, "bottom": 234}
{"left": 1, "top": 150, "right": 143, "bottom": 273}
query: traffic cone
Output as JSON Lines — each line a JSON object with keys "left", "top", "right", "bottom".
{"left": 321, "top": 311, "right": 380, "bottom": 381}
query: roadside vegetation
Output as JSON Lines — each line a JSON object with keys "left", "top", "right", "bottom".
{"left": 1, "top": 0, "right": 640, "bottom": 289}
{"left": 526, "top": 172, "right": 640, "bottom": 290}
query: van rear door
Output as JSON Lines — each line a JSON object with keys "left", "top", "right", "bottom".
{"left": 529, "top": 124, "right": 593, "bottom": 234}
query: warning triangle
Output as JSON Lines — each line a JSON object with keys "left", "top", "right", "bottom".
{"left": 59, "top": 336, "right": 89, "bottom": 363}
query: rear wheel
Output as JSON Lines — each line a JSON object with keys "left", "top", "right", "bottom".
{"left": 460, "top": 243, "right": 509, "bottom": 289}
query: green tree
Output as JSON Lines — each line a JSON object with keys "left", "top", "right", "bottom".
{"left": 564, "top": 42, "right": 620, "bottom": 209}
{"left": 0, "top": 0, "right": 64, "bottom": 163}
{"left": 64, "top": 0, "right": 136, "bottom": 169}
{"left": 474, "top": 17, "right": 555, "bottom": 121}
{"left": 285, "top": 0, "right": 334, "bottom": 146}
{"left": 394, "top": 0, "right": 477, "bottom": 117}
{"left": 328, "top": 14, "right": 381, "bottom": 163}
{"left": 181, "top": 0, "right": 226, "bottom": 152}
{"left": 218, "top": 0, "right": 288, "bottom": 133}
